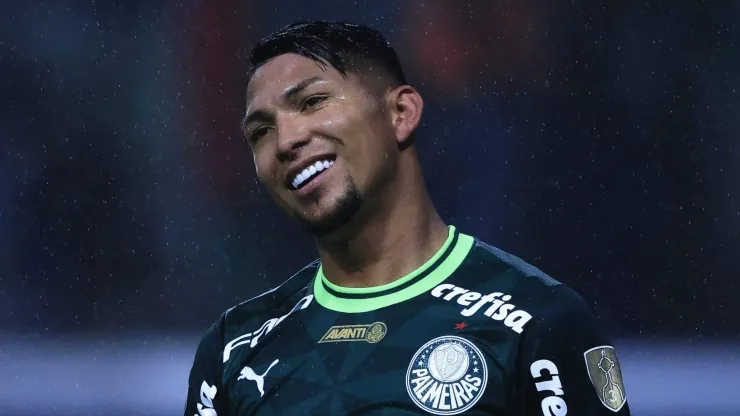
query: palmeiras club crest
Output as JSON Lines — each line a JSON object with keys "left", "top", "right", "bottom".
{"left": 406, "top": 335, "right": 488, "bottom": 415}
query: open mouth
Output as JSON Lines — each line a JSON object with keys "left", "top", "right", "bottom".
{"left": 290, "top": 157, "right": 336, "bottom": 190}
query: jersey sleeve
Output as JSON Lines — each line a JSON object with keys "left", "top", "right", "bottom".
{"left": 184, "top": 315, "right": 228, "bottom": 416}
{"left": 513, "top": 285, "right": 631, "bottom": 415}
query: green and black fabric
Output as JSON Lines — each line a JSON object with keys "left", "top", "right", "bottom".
{"left": 185, "top": 226, "right": 631, "bottom": 415}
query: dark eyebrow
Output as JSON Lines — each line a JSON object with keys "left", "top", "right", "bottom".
{"left": 241, "top": 76, "right": 325, "bottom": 132}
{"left": 241, "top": 109, "right": 271, "bottom": 133}
{"left": 283, "top": 75, "right": 324, "bottom": 102}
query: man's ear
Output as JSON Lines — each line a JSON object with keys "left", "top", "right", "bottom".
{"left": 387, "top": 85, "right": 423, "bottom": 148}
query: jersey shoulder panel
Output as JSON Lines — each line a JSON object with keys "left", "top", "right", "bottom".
{"left": 471, "top": 239, "right": 588, "bottom": 318}
{"left": 223, "top": 259, "right": 319, "bottom": 326}
{"left": 468, "top": 238, "right": 562, "bottom": 289}
{"left": 458, "top": 236, "right": 586, "bottom": 325}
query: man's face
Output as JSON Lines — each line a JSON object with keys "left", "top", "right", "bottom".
{"left": 244, "top": 53, "right": 397, "bottom": 236}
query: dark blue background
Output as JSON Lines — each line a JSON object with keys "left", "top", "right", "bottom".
{"left": 1, "top": 1, "right": 737, "bottom": 414}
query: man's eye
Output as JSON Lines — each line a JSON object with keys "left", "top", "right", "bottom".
{"left": 302, "top": 95, "right": 326, "bottom": 110}
{"left": 250, "top": 126, "right": 270, "bottom": 142}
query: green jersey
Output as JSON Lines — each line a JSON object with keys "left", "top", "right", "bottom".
{"left": 184, "top": 226, "right": 630, "bottom": 415}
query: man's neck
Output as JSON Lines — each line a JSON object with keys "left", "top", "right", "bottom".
{"left": 315, "top": 188, "right": 448, "bottom": 289}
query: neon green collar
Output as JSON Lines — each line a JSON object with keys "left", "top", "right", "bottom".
{"left": 313, "top": 226, "right": 474, "bottom": 313}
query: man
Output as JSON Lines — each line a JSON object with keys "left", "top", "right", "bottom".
{"left": 184, "top": 21, "right": 631, "bottom": 415}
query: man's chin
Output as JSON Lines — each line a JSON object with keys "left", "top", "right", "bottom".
{"left": 297, "top": 192, "right": 362, "bottom": 238}
{"left": 299, "top": 217, "right": 344, "bottom": 238}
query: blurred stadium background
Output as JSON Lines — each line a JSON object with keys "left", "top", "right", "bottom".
{"left": 1, "top": 1, "right": 738, "bottom": 415}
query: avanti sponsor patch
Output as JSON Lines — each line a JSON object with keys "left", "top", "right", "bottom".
{"left": 318, "top": 322, "right": 387, "bottom": 344}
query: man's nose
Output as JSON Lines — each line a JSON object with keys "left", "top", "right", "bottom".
{"left": 275, "top": 115, "right": 310, "bottom": 160}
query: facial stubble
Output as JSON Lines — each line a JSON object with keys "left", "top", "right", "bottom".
{"left": 297, "top": 174, "right": 363, "bottom": 237}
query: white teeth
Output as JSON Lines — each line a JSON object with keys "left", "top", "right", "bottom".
{"left": 292, "top": 159, "right": 335, "bottom": 189}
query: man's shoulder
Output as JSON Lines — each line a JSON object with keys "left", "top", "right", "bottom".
{"left": 191, "top": 260, "right": 320, "bottom": 365}
{"left": 195, "top": 260, "right": 319, "bottom": 345}
{"left": 460, "top": 235, "right": 591, "bottom": 322}
{"left": 461, "top": 237, "right": 563, "bottom": 296}
{"left": 222, "top": 259, "right": 320, "bottom": 325}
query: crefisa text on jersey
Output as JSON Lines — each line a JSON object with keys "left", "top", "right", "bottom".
{"left": 222, "top": 294, "right": 314, "bottom": 363}
{"left": 430, "top": 284, "right": 532, "bottom": 334}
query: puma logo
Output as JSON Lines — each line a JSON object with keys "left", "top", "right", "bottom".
{"left": 237, "top": 359, "right": 279, "bottom": 397}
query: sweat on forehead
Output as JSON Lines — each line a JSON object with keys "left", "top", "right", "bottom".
{"left": 246, "top": 57, "right": 393, "bottom": 112}
{"left": 247, "top": 54, "right": 339, "bottom": 99}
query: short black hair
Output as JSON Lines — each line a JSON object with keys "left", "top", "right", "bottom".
{"left": 247, "top": 21, "right": 408, "bottom": 88}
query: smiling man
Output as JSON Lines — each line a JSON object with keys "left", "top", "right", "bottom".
{"left": 184, "top": 21, "right": 631, "bottom": 416}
